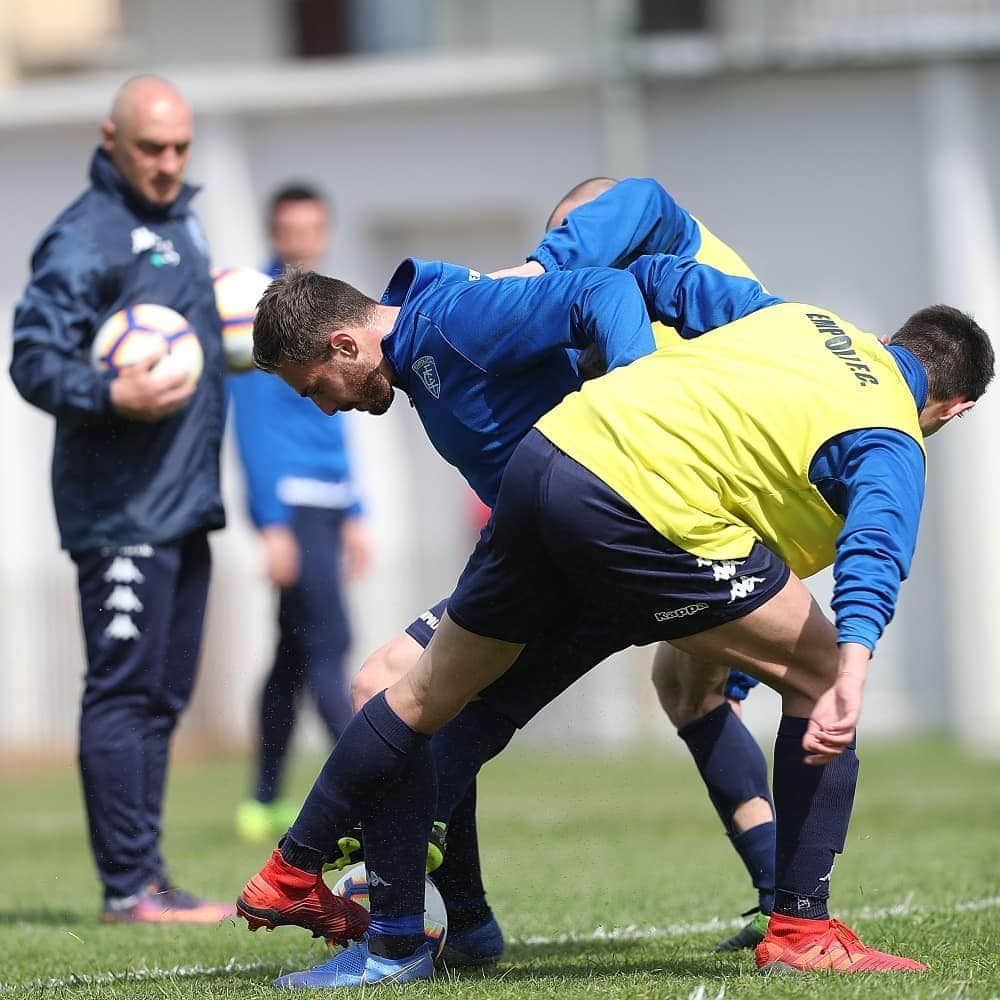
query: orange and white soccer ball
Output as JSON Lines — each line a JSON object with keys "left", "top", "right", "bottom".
{"left": 91, "top": 304, "right": 203, "bottom": 385}
{"left": 212, "top": 266, "right": 272, "bottom": 372}
{"left": 329, "top": 862, "right": 448, "bottom": 959}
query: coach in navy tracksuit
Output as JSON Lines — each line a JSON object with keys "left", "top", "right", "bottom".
{"left": 8, "top": 76, "right": 231, "bottom": 923}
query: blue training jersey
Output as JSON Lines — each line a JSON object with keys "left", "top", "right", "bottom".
{"left": 378, "top": 258, "right": 656, "bottom": 507}
{"left": 229, "top": 369, "right": 360, "bottom": 528}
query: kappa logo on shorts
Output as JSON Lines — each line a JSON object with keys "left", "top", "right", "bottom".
{"left": 655, "top": 603, "right": 709, "bottom": 622}
{"left": 695, "top": 557, "right": 744, "bottom": 582}
{"left": 412, "top": 356, "right": 441, "bottom": 399}
{"left": 729, "top": 576, "right": 766, "bottom": 602}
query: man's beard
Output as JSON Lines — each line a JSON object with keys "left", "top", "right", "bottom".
{"left": 349, "top": 361, "right": 394, "bottom": 414}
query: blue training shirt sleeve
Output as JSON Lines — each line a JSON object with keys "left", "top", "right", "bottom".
{"left": 9, "top": 226, "right": 115, "bottom": 418}
{"left": 627, "top": 254, "right": 782, "bottom": 338}
{"left": 528, "top": 177, "right": 692, "bottom": 272}
{"left": 826, "top": 429, "right": 926, "bottom": 652}
{"left": 439, "top": 267, "right": 656, "bottom": 375}
{"left": 228, "top": 371, "right": 291, "bottom": 528}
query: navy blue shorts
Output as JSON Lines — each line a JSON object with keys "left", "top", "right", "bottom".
{"left": 448, "top": 430, "right": 790, "bottom": 649}
{"left": 404, "top": 595, "right": 625, "bottom": 728}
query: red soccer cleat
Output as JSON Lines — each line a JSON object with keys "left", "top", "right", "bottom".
{"left": 236, "top": 849, "right": 369, "bottom": 945}
{"left": 755, "top": 913, "right": 927, "bottom": 974}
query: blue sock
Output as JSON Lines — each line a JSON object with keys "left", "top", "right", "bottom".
{"left": 678, "top": 703, "right": 775, "bottom": 912}
{"left": 281, "top": 691, "right": 430, "bottom": 873}
{"left": 431, "top": 699, "right": 516, "bottom": 823}
{"left": 430, "top": 782, "right": 492, "bottom": 931}
{"left": 771, "top": 715, "right": 858, "bottom": 921}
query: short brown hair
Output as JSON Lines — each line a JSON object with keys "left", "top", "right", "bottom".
{"left": 252, "top": 268, "right": 377, "bottom": 373}
{"left": 891, "top": 305, "right": 994, "bottom": 401}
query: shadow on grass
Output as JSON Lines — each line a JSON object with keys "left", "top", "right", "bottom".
{"left": 0, "top": 909, "right": 89, "bottom": 927}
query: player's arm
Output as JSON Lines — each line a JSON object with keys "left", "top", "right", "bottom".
{"left": 9, "top": 227, "right": 116, "bottom": 419}
{"left": 823, "top": 429, "right": 926, "bottom": 652}
{"left": 801, "top": 429, "right": 924, "bottom": 763}
{"left": 442, "top": 267, "right": 656, "bottom": 375}
{"left": 528, "top": 178, "right": 691, "bottom": 272}
{"left": 627, "top": 253, "right": 782, "bottom": 338}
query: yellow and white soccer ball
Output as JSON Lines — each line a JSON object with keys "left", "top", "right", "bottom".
{"left": 91, "top": 303, "right": 203, "bottom": 385}
{"left": 212, "top": 266, "right": 272, "bottom": 372}
{"left": 329, "top": 862, "right": 447, "bottom": 959}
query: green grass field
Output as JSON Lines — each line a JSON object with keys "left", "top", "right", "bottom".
{"left": 1, "top": 738, "right": 997, "bottom": 998}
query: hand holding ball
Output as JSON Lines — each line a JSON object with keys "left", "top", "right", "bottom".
{"left": 92, "top": 304, "right": 202, "bottom": 421}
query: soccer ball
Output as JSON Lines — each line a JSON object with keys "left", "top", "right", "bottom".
{"left": 329, "top": 862, "right": 448, "bottom": 959}
{"left": 212, "top": 266, "right": 272, "bottom": 372}
{"left": 91, "top": 303, "right": 203, "bottom": 385}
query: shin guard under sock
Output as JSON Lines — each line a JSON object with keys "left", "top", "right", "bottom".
{"left": 772, "top": 714, "right": 859, "bottom": 921}
{"left": 678, "top": 702, "right": 775, "bottom": 911}
{"left": 283, "top": 691, "right": 430, "bottom": 871}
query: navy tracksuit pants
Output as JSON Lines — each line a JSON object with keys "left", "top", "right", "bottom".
{"left": 254, "top": 506, "right": 353, "bottom": 803}
{"left": 73, "top": 532, "right": 211, "bottom": 902}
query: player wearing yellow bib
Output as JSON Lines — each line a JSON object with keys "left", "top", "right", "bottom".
{"left": 264, "top": 251, "right": 990, "bottom": 982}
{"left": 431, "top": 267, "right": 990, "bottom": 974}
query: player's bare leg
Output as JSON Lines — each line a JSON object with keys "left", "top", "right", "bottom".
{"left": 350, "top": 633, "right": 422, "bottom": 713}
{"left": 671, "top": 574, "right": 924, "bottom": 973}
{"left": 385, "top": 613, "right": 524, "bottom": 734}
{"left": 653, "top": 644, "right": 775, "bottom": 949}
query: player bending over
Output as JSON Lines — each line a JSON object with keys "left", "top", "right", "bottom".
{"left": 236, "top": 251, "right": 992, "bottom": 984}
{"left": 346, "top": 177, "right": 778, "bottom": 960}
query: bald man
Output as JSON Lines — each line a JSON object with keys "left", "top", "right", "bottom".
{"left": 10, "top": 76, "right": 232, "bottom": 923}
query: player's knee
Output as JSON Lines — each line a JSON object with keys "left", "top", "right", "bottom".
{"left": 350, "top": 634, "right": 422, "bottom": 713}
{"left": 652, "top": 646, "right": 727, "bottom": 729}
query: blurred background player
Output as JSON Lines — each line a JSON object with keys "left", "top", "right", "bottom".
{"left": 8, "top": 75, "right": 232, "bottom": 923}
{"left": 230, "top": 183, "right": 371, "bottom": 843}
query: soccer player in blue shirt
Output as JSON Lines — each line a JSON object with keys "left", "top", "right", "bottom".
{"left": 349, "top": 177, "right": 776, "bottom": 956}
{"left": 234, "top": 250, "right": 664, "bottom": 954}
{"left": 230, "top": 184, "right": 372, "bottom": 844}
{"left": 239, "top": 251, "right": 991, "bottom": 983}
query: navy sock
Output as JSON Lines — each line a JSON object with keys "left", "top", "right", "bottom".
{"left": 349, "top": 694, "right": 437, "bottom": 958}
{"left": 431, "top": 699, "right": 516, "bottom": 824}
{"left": 731, "top": 822, "right": 776, "bottom": 915}
{"left": 282, "top": 691, "right": 429, "bottom": 873}
{"left": 772, "top": 715, "right": 859, "bottom": 921}
{"left": 678, "top": 702, "right": 775, "bottom": 911}
{"left": 430, "top": 782, "right": 492, "bottom": 931}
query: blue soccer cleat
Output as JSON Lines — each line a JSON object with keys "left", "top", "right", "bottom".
{"left": 437, "top": 913, "right": 505, "bottom": 968}
{"left": 274, "top": 939, "right": 435, "bottom": 989}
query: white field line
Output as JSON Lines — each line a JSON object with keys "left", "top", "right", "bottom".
{"left": 3, "top": 894, "right": 998, "bottom": 993}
